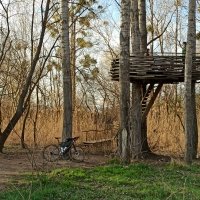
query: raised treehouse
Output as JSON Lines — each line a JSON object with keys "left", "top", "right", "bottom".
{"left": 110, "top": 54, "right": 200, "bottom": 120}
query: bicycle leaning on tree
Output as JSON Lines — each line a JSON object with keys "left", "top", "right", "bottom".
{"left": 42, "top": 136, "right": 85, "bottom": 162}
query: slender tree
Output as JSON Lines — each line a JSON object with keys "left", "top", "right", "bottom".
{"left": 61, "top": 0, "right": 72, "bottom": 139}
{"left": 0, "top": 0, "right": 51, "bottom": 152}
{"left": 184, "top": 0, "right": 196, "bottom": 164}
{"left": 149, "top": 0, "right": 154, "bottom": 53}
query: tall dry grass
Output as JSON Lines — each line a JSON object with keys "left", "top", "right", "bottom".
{"left": 148, "top": 103, "right": 185, "bottom": 156}
{"left": 3, "top": 95, "right": 200, "bottom": 157}
{"left": 5, "top": 106, "right": 118, "bottom": 148}
{"left": 148, "top": 95, "right": 200, "bottom": 156}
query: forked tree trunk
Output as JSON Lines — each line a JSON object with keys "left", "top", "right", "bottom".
{"left": 119, "top": 0, "right": 131, "bottom": 163}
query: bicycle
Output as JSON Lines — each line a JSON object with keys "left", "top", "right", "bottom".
{"left": 42, "top": 136, "right": 85, "bottom": 162}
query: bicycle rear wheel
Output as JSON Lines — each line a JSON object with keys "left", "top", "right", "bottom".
{"left": 43, "top": 145, "right": 60, "bottom": 162}
{"left": 69, "top": 146, "right": 85, "bottom": 162}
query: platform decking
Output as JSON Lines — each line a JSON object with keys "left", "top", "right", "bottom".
{"left": 110, "top": 55, "right": 200, "bottom": 83}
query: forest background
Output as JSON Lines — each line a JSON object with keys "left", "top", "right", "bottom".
{"left": 0, "top": 0, "right": 200, "bottom": 156}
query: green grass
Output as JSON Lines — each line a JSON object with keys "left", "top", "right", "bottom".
{"left": 1, "top": 162, "right": 200, "bottom": 200}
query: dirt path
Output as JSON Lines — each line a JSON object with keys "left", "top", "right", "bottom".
{"left": 0, "top": 146, "right": 109, "bottom": 191}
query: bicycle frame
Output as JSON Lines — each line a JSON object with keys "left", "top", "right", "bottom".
{"left": 59, "top": 137, "right": 79, "bottom": 156}
{"left": 43, "top": 136, "right": 84, "bottom": 162}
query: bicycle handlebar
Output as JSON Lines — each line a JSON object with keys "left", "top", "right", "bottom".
{"left": 54, "top": 136, "right": 79, "bottom": 142}
{"left": 73, "top": 136, "right": 79, "bottom": 141}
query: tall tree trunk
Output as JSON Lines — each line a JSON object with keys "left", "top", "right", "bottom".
{"left": 33, "top": 85, "right": 39, "bottom": 147}
{"left": 21, "top": 102, "right": 31, "bottom": 148}
{"left": 175, "top": 0, "right": 179, "bottom": 55}
{"left": 71, "top": 13, "right": 76, "bottom": 113}
{"left": 130, "top": 0, "right": 142, "bottom": 158}
{"left": 0, "top": 0, "right": 50, "bottom": 152}
{"left": 189, "top": 0, "right": 198, "bottom": 159}
{"left": 174, "top": 0, "right": 180, "bottom": 132}
{"left": 184, "top": 0, "right": 196, "bottom": 164}
{"left": 139, "top": 0, "right": 151, "bottom": 153}
{"left": 149, "top": 0, "right": 154, "bottom": 53}
{"left": 61, "top": 0, "right": 73, "bottom": 139}
{"left": 191, "top": 81, "right": 198, "bottom": 158}
{"left": 119, "top": 0, "right": 131, "bottom": 164}
{"left": 139, "top": 0, "right": 147, "bottom": 54}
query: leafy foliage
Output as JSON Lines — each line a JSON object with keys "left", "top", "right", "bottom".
{"left": 80, "top": 54, "right": 97, "bottom": 68}
{"left": 77, "top": 38, "right": 93, "bottom": 48}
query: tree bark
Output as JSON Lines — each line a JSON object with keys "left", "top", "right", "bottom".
{"left": 131, "top": 82, "right": 142, "bottom": 158}
{"left": 191, "top": 81, "right": 198, "bottom": 158}
{"left": 138, "top": 0, "right": 151, "bottom": 153}
{"left": 184, "top": 0, "right": 196, "bottom": 164}
{"left": 70, "top": 13, "right": 76, "bottom": 113}
{"left": 139, "top": 0, "right": 147, "bottom": 54}
{"left": 130, "top": 0, "right": 142, "bottom": 158}
{"left": 21, "top": 102, "right": 31, "bottom": 148}
{"left": 61, "top": 0, "right": 73, "bottom": 139}
{"left": 149, "top": 0, "right": 154, "bottom": 53}
{"left": 119, "top": 0, "right": 131, "bottom": 164}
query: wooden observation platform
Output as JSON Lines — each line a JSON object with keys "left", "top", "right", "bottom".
{"left": 110, "top": 54, "right": 200, "bottom": 121}
{"left": 111, "top": 54, "right": 200, "bottom": 84}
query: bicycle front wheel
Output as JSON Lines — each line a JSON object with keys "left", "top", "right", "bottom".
{"left": 43, "top": 144, "right": 60, "bottom": 162}
{"left": 69, "top": 146, "right": 85, "bottom": 162}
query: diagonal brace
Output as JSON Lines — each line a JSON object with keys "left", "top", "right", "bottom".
{"left": 142, "top": 83, "right": 163, "bottom": 122}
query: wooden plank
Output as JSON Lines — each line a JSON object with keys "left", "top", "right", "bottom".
{"left": 83, "top": 138, "right": 113, "bottom": 145}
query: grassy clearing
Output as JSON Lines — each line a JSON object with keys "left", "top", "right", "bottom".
{"left": 1, "top": 162, "right": 200, "bottom": 200}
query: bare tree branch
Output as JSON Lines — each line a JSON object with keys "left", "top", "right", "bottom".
{"left": 147, "top": 12, "right": 174, "bottom": 46}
